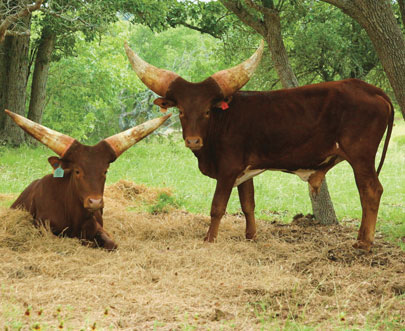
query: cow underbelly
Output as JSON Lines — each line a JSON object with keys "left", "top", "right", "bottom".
{"left": 233, "top": 155, "right": 341, "bottom": 187}
{"left": 234, "top": 167, "right": 320, "bottom": 187}
{"left": 234, "top": 167, "right": 266, "bottom": 187}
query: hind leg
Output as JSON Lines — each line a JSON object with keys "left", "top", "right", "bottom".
{"left": 237, "top": 179, "right": 256, "bottom": 240}
{"left": 351, "top": 164, "right": 383, "bottom": 251}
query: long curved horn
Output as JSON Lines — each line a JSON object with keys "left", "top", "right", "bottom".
{"left": 124, "top": 42, "right": 179, "bottom": 97}
{"left": 5, "top": 109, "right": 75, "bottom": 157}
{"left": 211, "top": 40, "right": 265, "bottom": 97}
{"left": 104, "top": 113, "right": 172, "bottom": 157}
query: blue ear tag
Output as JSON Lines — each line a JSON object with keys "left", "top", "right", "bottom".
{"left": 53, "top": 165, "right": 64, "bottom": 178}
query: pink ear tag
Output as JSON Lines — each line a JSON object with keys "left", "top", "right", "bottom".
{"left": 221, "top": 101, "right": 229, "bottom": 110}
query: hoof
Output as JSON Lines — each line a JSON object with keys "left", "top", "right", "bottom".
{"left": 204, "top": 235, "right": 216, "bottom": 243}
{"left": 245, "top": 232, "right": 256, "bottom": 241}
{"left": 104, "top": 241, "right": 118, "bottom": 251}
{"left": 353, "top": 240, "right": 372, "bottom": 252}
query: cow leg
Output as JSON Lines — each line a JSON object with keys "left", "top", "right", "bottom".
{"left": 94, "top": 229, "right": 118, "bottom": 251}
{"left": 351, "top": 165, "right": 383, "bottom": 252}
{"left": 81, "top": 215, "right": 117, "bottom": 251}
{"left": 205, "top": 177, "right": 235, "bottom": 242}
{"left": 237, "top": 178, "right": 256, "bottom": 240}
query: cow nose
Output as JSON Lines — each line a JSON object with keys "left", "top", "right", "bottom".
{"left": 85, "top": 197, "right": 104, "bottom": 210}
{"left": 185, "top": 136, "right": 203, "bottom": 150}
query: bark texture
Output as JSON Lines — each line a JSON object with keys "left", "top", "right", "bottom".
{"left": 1, "top": 17, "right": 30, "bottom": 145}
{"left": 26, "top": 30, "right": 55, "bottom": 142}
{"left": 220, "top": 0, "right": 338, "bottom": 225}
{"left": 399, "top": 0, "right": 405, "bottom": 28}
{"left": 0, "top": 41, "right": 7, "bottom": 130}
{"left": 321, "top": 0, "right": 405, "bottom": 119}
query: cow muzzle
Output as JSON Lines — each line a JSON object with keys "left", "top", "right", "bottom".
{"left": 185, "top": 136, "right": 203, "bottom": 151}
{"left": 84, "top": 196, "right": 104, "bottom": 211}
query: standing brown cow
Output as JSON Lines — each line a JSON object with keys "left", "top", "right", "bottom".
{"left": 6, "top": 109, "right": 170, "bottom": 250}
{"left": 124, "top": 41, "right": 393, "bottom": 251}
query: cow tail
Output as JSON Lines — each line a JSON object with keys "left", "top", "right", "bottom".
{"left": 376, "top": 97, "right": 394, "bottom": 176}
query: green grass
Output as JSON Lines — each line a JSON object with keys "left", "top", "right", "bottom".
{"left": 1, "top": 121, "right": 404, "bottom": 245}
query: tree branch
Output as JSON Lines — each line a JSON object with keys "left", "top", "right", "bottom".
{"left": 0, "top": 0, "right": 43, "bottom": 42}
{"left": 319, "top": 0, "right": 351, "bottom": 11}
{"left": 220, "top": 0, "right": 267, "bottom": 36}
{"left": 4, "top": 30, "right": 30, "bottom": 38}
{"left": 176, "top": 22, "right": 221, "bottom": 39}
{"left": 244, "top": 0, "right": 272, "bottom": 14}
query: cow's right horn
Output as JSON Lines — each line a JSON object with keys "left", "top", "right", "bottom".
{"left": 124, "top": 42, "right": 179, "bottom": 97}
{"left": 5, "top": 109, "right": 75, "bottom": 157}
{"left": 211, "top": 40, "right": 264, "bottom": 97}
{"left": 104, "top": 113, "right": 171, "bottom": 157}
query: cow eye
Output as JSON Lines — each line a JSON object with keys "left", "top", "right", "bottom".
{"left": 75, "top": 170, "right": 80, "bottom": 175}
{"left": 205, "top": 110, "right": 210, "bottom": 117}
{"left": 179, "top": 110, "right": 184, "bottom": 117}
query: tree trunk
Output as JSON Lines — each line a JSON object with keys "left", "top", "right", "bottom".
{"left": 0, "top": 40, "right": 7, "bottom": 131}
{"left": 1, "top": 19, "right": 30, "bottom": 145}
{"left": 264, "top": 11, "right": 299, "bottom": 88}
{"left": 321, "top": 0, "right": 405, "bottom": 120}
{"left": 398, "top": 0, "right": 405, "bottom": 28}
{"left": 220, "top": 0, "right": 338, "bottom": 225}
{"left": 26, "top": 30, "right": 55, "bottom": 142}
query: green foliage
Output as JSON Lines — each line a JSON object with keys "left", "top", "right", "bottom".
{"left": 286, "top": 1, "right": 379, "bottom": 82}
{"left": 148, "top": 192, "right": 181, "bottom": 214}
{"left": 42, "top": 21, "right": 230, "bottom": 142}
{"left": 393, "top": 135, "right": 405, "bottom": 146}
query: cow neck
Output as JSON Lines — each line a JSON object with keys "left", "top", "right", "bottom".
{"left": 63, "top": 171, "right": 95, "bottom": 222}
{"left": 193, "top": 107, "right": 232, "bottom": 178}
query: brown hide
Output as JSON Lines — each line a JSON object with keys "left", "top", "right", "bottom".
{"left": 12, "top": 140, "right": 118, "bottom": 250}
{"left": 8, "top": 111, "right": 170, "bottom": 250}
{"left": 157, "top": 78, "right": 394, "bottom": 251}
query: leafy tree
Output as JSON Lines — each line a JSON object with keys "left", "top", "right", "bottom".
{"left": 286, "top": 1, "right": 378, "bottom": 82}
{"left": 42, "top": 23, "right": 226, "bottom": 142}
{"left": 320, "top": 0, "right": 405, "bottom": 119}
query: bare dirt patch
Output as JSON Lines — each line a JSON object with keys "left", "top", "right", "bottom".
{"left": 0, "top": 183, "right": 404, "bottom": 330}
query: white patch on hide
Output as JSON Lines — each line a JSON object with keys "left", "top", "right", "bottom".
{"left": 234, "top": 166, "right": 266, "bottom": 187}
{"left": 293, "top": 169, "right": 316, "bottom": 182}
{"left": 318, "top": 155, "right": 334, "bottom": 166}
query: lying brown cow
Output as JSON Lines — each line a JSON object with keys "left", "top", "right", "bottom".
{"left": 124, "top": 41, "right": 393, "bottom": 251}
{"left": 6, "top": 109, "right": 170, "bottom": 250}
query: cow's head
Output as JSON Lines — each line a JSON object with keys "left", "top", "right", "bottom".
{"left": 5, "top": 110, "right": 170, "bottom": 211}
{"left": 124, "top": 41, "right": 264, "bottom": 151}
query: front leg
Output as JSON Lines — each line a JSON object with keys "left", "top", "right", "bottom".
{"left": 237, "top": 178, "right": 256, "bottom": 240}
{"left": 81, "top": 214, "right": 117, "bottom": 251}
{"left": 205, "top": 175, "right": 236, "bottom": 242}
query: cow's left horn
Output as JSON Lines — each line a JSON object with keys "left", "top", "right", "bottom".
{"left": 211, "top": 40, "right": 265, "bottom": 97}
{"left": 124, "top": 42, "right": 179, "bottom": 97}
{"left": 104, "top": 113, "right": 172, "bottom": 157}
{"left": 5, "top": 109, "right": 75, "bottom": 157}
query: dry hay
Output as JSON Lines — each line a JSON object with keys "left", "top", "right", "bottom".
{"left": 0, "top": 183, "right": 404, "bottom": 330}
{"left": 105, "top": 180, "right": 172, "bottom": 206}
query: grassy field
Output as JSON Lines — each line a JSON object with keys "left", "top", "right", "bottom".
{"left": 1, "top": 119, "right": 404, "bottom": 244}
{"left": 0, "top": 119, "right": 404, "bottom": 330}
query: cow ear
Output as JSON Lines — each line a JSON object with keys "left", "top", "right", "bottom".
{"left": 154, "top": 98, "right": 177, "bottom": 113}
{"left": 48, "top": 156, "right": 70, "bottom": 170}
{"left": 213, "top": 96, "right": 233, "bottom": 110}
{"left": 48, "top": 156, "right": 61, "bottom": 170}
